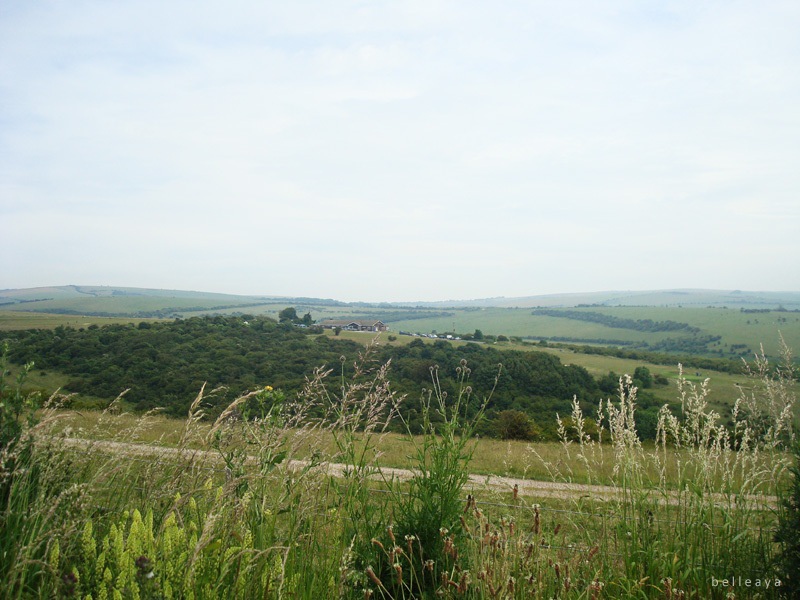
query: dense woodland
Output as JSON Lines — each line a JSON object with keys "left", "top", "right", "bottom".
{"left": 1, "top": 315, "right": 673, "bottom": 439}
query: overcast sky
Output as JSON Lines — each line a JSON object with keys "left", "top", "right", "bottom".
{"left": 1, "top": 1, "right": 798, "bottom": 302}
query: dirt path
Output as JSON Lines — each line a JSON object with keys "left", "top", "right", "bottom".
{"left": 55, "top": 436, "right": 777, "bottom": 508}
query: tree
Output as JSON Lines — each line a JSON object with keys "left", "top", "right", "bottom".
{"left": 494, "top": 410, "right": 538, "bottom": 441}
{"left": 301, "top": 312, "right": 314, "bottom": 326}
{"left": 473, "top": 329, "right": 484, "bottom": 341}
{"left": 278, "top": 307, "right": 298, "bottom": 323}
{"left": 633, "top": 366, "right": 653, "bottom": 389}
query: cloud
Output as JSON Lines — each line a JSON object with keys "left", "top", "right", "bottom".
{"left": 1, "top": 1, "right": 798, "bottom": 301}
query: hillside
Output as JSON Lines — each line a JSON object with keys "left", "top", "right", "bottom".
{"left": 3, "top": 285, "right": 800, "bottom": 312}
{"left": 2, "top": 285, "right": 799, "bottom": 360}
{"left": 0, "top": 314, "right": 610, "bottom": 440}
{"left": 392, "top": 289, "right": 800, "bottom": 309}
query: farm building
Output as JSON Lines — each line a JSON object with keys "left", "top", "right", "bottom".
{"left": 318, "top": 319, "right": 387, "bottom": 332}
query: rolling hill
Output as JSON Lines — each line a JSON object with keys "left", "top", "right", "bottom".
{"left": 1, "top": 285, "right": 798, "bottom": 359}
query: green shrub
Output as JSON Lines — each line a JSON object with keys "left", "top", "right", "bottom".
{"left": 493, "top": 409, "right": 539, "bottom": 441}
{"left": 387, "top": 360, "right": 495, "bottom": 596}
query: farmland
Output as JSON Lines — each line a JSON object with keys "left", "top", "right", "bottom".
{"left": 1, "top": 285, "right": 798, "bottom": 597}
{"left": 2, "top": 286, "right": 797, "bottom": 425}
{"left": 3, "top": 286, "right": 799, "bottom": 360}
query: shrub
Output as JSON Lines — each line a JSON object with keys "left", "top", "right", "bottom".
{"left": 387, "top": 360, "right": 496, "bottom": 596}
{"left": 494, "top": 409, "right": 539, "bottom": 441}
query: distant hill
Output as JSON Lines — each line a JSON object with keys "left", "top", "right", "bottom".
{"left": 398, "top": 289, "right": 800, "bottom": 309}
{"left": 2, "top": 285, "right": 799, "bottom": 361}
{"left": 0, "top": 285, "right": 347, "bottom": 318}
{"left": 1, "top": 286, "right": 799, "bottom": 314}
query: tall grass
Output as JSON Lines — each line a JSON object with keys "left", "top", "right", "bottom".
{"left": 0, "top": 340, "right": 795, "bottom": 598}
{"left": 528, "top": 340, "right": 795, "bottom": 598}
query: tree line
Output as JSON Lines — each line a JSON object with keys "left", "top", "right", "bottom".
{"left": 532, "top": 308, "right": 701, "bottom": 333}
{"left": 2, "top": 315, "right": 672, "bottom": 440}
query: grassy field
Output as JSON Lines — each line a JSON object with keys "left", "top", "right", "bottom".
{"left": 50, "top": 408, "right": 787, "bottom": 492}
{"left": 4, "top": 287, "right": 799, "bottom": 360}
{"left": 3, "top": 287, "right": 797, "bottom": 597}
{"left": 318, "top": 329, "right": 766, "bottom": 413}
{"left": 388, "top": 306, "right": 800, "bottom": 359}
{"left": 3, "top": 355, "right": 793, "bottom": 598}
{"left": 0, "top": 310, "right": 162, "bottom": 331}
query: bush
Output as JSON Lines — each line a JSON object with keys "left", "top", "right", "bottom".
{"left": 390, "top": 360, "right": 495, "bottom": 596}
{"left": 493, "top": 409, "right": 539, "bottom": 440}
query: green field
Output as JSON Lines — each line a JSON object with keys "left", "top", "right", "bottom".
{"left": 388, "top": 306, "right": 800, "bottom": 358}
{"left": 318, "top": 329, "right": 774, "bottom": 416}
{"left": 3, "top": 288, "right": 797, "bottom": 597}
{"left": 1, "top": 305, "right": 791, "bottom": 419}
{"left": 3, "top": 354, "right": 794, "bottom": 598}
{"left": 3, "top": 286, "right": 798, "bottom": 360}
{"left": 0, "top": 310, "right": 162, "bottom": 331}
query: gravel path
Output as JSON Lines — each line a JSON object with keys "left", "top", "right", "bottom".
{"left": 54, "top": 436, "right": 777, "bottom": 507}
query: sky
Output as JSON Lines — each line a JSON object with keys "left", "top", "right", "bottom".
{"left": 1, "top": 1, "right": 799, "bottom": 302}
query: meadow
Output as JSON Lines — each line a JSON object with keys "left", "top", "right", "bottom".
{"left": 387, "top": 306, "right": 800, "bottom": 359}
{"left": 0, "top": 310, "right": 161, "bottom": 331}
{"left": 1, "top": 341, "right": 797, "bottom": 598}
